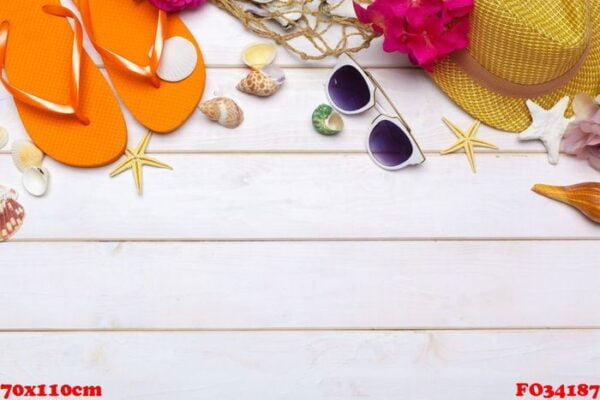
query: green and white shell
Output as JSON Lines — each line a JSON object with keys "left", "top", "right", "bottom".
{"left": 312, "top": 104, "right": 344, "bottom": 135}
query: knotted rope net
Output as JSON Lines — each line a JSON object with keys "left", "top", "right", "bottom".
{"left": 211, "top": 0, "right": 377, "bottom": 60}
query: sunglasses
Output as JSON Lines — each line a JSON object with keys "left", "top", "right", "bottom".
{"left": 325, "top": 54, "right": 425, "bottom": 170}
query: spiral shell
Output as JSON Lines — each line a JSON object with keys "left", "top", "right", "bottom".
{"left": 237, "top": 66, "right": 285, "bottom": 97}
{"left": 532, "top": 182, "right": 600, "bottom": 224}
{"left": 198, "top": 97, "right": 244, "bottom": 129}
{"left": 312, "top": 104, "right": 344, "bottom": 135}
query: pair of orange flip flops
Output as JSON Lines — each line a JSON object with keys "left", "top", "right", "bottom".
{"left": 0, "top": 0, "right": 206, "bottom": 167}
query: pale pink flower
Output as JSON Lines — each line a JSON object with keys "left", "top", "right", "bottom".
{"left": 562, "top": 94, "right": 600, "bottom": 171}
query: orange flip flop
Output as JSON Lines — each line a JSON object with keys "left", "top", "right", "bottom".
{"left": 75, "top": 0, "right": 206, "bottom": 133}
{"left": 0, "top": 1, "right": 127, "bottom": 168}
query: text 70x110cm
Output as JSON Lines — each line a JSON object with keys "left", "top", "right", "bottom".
{"left": 0, "top": 384, "right": 102, "bottom": 398}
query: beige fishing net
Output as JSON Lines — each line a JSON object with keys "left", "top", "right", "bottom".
{"left": 211, "top": 0, "right": 377, "bottom": 60}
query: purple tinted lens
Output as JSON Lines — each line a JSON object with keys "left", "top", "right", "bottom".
{"left": 369, "top": 120, "right": 413, "bottom": 167}
{"left": 328, "top": 65, "right": 371, "bottom": 112}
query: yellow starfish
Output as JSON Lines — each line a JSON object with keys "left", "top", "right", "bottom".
{"left": 440, "top": 118, "right": 498, "bottom": 173}
{"left": 109, "top": 131, "right": 172, "bottom": 194}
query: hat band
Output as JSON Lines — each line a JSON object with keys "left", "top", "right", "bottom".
{"left": 451, "top": 42, "right": 590, "bottom": 98}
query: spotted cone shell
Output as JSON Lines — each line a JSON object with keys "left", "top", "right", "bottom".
{"left": 237, "top": 70, "right": 281, "bottom": 97}
{"left": 199, "top": 97, "right": 244, "bottom": 129}
{"left": 0, "top": 187, "right": 25, "bottom": 242}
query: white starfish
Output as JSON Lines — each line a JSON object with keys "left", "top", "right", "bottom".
{"left": 518, "top": 96, "right": 573, "bottom": 165}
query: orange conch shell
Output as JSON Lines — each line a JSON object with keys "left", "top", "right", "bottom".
{"left": 532, "top": 182, "right": 600, "bottom": 224}
{"left": 0, "top": 186, "right": 26, "bottom": 241}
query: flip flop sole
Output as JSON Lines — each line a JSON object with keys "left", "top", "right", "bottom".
{"left": 82, "top": 0, "right": 206, "bottom": 133}
{"left": 0, "top": 0, "right": 127, "bottom": 168}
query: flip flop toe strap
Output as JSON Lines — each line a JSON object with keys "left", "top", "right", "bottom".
{"left": 78, "top": 0, "right": 166, "bottom": 88}
{"left": 0, "top": 6, "right": 89, "bottom": 125}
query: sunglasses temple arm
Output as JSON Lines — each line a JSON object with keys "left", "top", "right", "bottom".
{"left": 345, "top": 53, "right": 413, "bottom": 133}
{"left": 367, "top": 72, "right": 412, "bottom": 134}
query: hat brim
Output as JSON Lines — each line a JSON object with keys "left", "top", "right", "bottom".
{"left": 430, "top": 3, "right": 600, "bottom": 133}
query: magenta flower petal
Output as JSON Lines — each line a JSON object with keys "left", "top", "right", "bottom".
{"left": 383, "top": 23, "right": 410, "bottom": 52}
{"left": 441, "top": 17, "right": 470, "bottom": 50}
{"left": 148, "top": 0, "right": 207, "bottom": 12}
{"left": 353, "top": 0, "right": 472, "bottom": 70}
{"left": 405, "top": 0, "right": 441, "bottom": 27}
{"left": 442, "top": 0, "right": 473, "bottom": 18}
{"left": 353, "top": 1, "right": 371, "bottom": 23}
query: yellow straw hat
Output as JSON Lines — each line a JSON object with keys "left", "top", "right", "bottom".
{"left": 431, "top": 0, "right": 600, "bottom": 133}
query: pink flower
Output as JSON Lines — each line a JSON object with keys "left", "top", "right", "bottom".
{"left": 353, "top": 0, "right": 473, "bottom": 70}
{"left": 442, "top": 0, "right": 473, "bottom": 18}
{"left": 148, "top": 0, "right": 207, "bottom": 12}
{"left": 562, "top": 94, "right": 600, "bottom": 171}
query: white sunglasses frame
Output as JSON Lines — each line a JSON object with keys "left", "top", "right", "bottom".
{"left": 325, "top": 53, "right": 426, "bottom": 171}
{"left": 366, "top": 114, "right": 426, "bottom": 170}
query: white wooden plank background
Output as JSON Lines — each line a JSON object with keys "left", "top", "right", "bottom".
{"left": 1, "top": 241, "right": 599, "bottom": 330}
{"left": 0, "top": 331, "right": 599, "bottom": 400}
{"left": 2, "top": 154, "right": 599, "bottom": 240}
{"left": 0, "top": 1, "right": 598, "bottom": 398}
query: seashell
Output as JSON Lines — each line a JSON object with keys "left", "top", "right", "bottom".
{"left": 198, "top": 97, "right": 244, "bottom": 129}
{"left": 532, "top": 182, "right": 600, "bottom": 224}
{"left": 11, "top": 139, "right": 44, "bottom": 172}
{"left": 321, "top": 0, "right": 358, "bottom": 18}
{"left": 312, "top": 104, "right": 343, "bottom": 135}
{"left": 250, "top": 0, "right": 275, "bottom": 5}
{"left": 272, "top": 8, "right": 302, "bottom": 29}
{"left": 242, "top": 42, "right": 277, "bottom": 70}
{"left": 240, "top": 3, "right": 300, "bottom": 29}
{"left": 262, "top": 65, "right": 286, "bottom": 84}
{"left": 240, "top": 2, "right": 269, "bottom": 17}
{"left": 0, "top": 127, "right": 8, "bottom": 150}
{"left": 22, "top": 167, "right": 50, "bottom": 197}
{"left": 237, "top": 66, "right": 285, "bottom": 97}
{"left": 156, "top": 36, "right": 198, "bottom": 82}
{"left": 0, "top": 186, "right": 25, "bottom": 242}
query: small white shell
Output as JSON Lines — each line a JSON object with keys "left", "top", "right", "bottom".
{"left": 156, "top": 36, "right": 198, "bottom": 83}
{"left": 22, "top": 167, "right": 50, "bottom": 197}
{"left": 277, "top": 8, "right": 302, "bottom": 25}
{"left": 239, "top": 3, "right": 269, "bottom": 17}
{"left": 0, "top": 127, "right": 8, "bottom": 150}
{"left": 242, "top": 42, "right": 277, "bottom": 70}
{"left": 12, "top": 140, "right": 44, "bottom": 172}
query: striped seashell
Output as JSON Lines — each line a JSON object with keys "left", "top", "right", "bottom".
{"left": 198, "top": 97, "right": 244, "bottom": 129}
{"left": 0, "top": 186, "right": 25, "bottom": 242}
{"left": 156, "top": 36, "right": 198, "bottom": 83}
